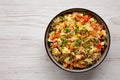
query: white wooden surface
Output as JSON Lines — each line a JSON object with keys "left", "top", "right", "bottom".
{"left": 0, "top": 0, "right": 120, "bottom": 80}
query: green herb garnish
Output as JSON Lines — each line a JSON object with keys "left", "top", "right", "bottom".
{"left": 59, "top": 16, "right": 65, "bottom": 21}
{"left": 64, "top": 27, "right": 71, "bottom": 32}
{"left": 61, "top": 36, "right": 69, "bottom": 47}
{"left": 84, "top": 43, "right": 91, "bottom": 48}
{"left": 85, "top": 49, "right": 90, "bottom": 54}
{"left": 93, "top": 39, "right": 98, "bottom": 43}
{"left": 69, "top": 55, "right": 73, "bottom": 61}
{"left": 60, "top": 56, "right": 65, "bottom": 62}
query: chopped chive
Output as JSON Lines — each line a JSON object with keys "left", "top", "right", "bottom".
{"left": 59, "top": 16, "right": 65, "bottom": 21}
{"left": 64, "top": 27, "right": 71, "bottom": 32}
{"left": 60, "top": 56, "right": 65, "bottom": 62}
{"left": 93, "top": 39, "right": 98, "bottom": 43}
{"left": 69, "top": 55, "right": 73, "bottom": 61}
{"left": 85, "top": 49, "right": 90, "bottom": 54}
{"left": 84, "top": 43, "right": 91, "bottom": 48}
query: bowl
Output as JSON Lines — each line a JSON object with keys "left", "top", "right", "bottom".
{"left": 44, "top": 8, "right": 110, "bottom": 73}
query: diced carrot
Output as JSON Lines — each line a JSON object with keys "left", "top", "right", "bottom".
{"left": 83, "top": 15, "right": 88, "bottom": 22}
{"left": 75, "top": 15, "right": 81, "bottom": 21}
{"left": 72, "top": 61, "right": 77, "bottom": 67}
{"left": 80, "top": 17, "right": 85, "bottom": 25}
{"left": 97, "top": 48, "right": 101, "bottom": 52}
{"left": 83, "top": 14, "right": 92, "bottom": 22}
{"left": 78, "top": 61, "right": 87, "bottom": 68}
{"left": 82, "top": 34, "right": 87, "bottom": 38}
{"left": 51, "top": 32, "right": 60, "bottom": 40}
{"left": 90, "top": 41, "right": 93, "bottom": 45}
{"left": 91, "top": 22, "right": 99, "bottom": 30}
{"left": 63, "top": 62, "right": 68, "bottom": 68}
{"left": 70, "top": 45, "right": 74, "bottom": 51}
{"left": 94, "top": 26, "right": 99, "bottom": 30}
{"left": 96, "top": 43, "right": 102, "bottom": 49}
{"left": 96, "top": 43, "right": 102, "bottom": 52}
{"left": 56, "top": 32, "right": 60, "bottom": 38}
{"left": 73, "top": 63, "right": 77, "bottom": 67}
{"left": 87, "top": 14, "right": 92, "bottom": 21}
{"left": 51, "top": 35, "right": 56, "bottom": 40}
{"left": 52, "top": 42, "right": 57, "bottom": 48}
{"left": 90, "top": 31, "right": 96, "bottom": 36}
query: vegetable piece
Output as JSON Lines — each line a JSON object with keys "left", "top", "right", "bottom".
{"left": 69, "top": 55, "right": 73, "bottom": 61}
{"left": 73, "top": 50, "right": 79, "bottom": 54}
{"left": 64, "top": 27, "right": 71, "bottom": 32}
{"left": 77, "top": 34, "right": 81, "bottom": 37}
{"left": 87, "top": 14, "right": 92, "bottom": 21}
{"left": 76, "top": 55, "right": 82, "bottom": 59}
{"left": 96, "top": 43, "right": 102, "bottom": 52}
{"left": 84, "top": 43, "right": 91, "bottom": 48}
{"left": 50, "top": 32, "right": 60, "bottom": 40}
{"left": 85, "top": 49, "right": 90, "bottom": 54}
{"left": 60, "top": 56, "right": 65, "bottom": 62}
{"left": 52, "top": 42, "right": 57, "bottom": 48}
{"left": 82, "top": 34, "right": 87, "bottom": 38}
{"left": 56, "top": 32, "right": 60, "bottom": 38}
{"left": 63, "top": 62, "right": 68, "bottom": 68}
{"left": 52, "top": 48, "right": 60, "bottom": 55}
{"left": 93, "top": 39, "right": 99, "bottom": 43}
{"left": 51, "top": 35, "right": 56, "bottom": 40}
{"left": 91, "top": 22, "right": 99, "bottom": 30}
{"left": 62, "top": 47, "right": 70, "bottom": 54}
{"left": 84, "top": 58, "right": 92, "bottom": 64}
{"left": 78, "top": 61, "right": 87, "bottom": 68}
{"left": 61, "top": 36, "right": 69, "bottom": 47}
{"left": 69, "top": 45, "right": 74, "bottom": 51}
{"left": 59, "top": 16, "right": 66, "bottom": 21}
{"left": 75, "top": 27, "right": 80, "bottom": 34}
{"left": 76, "top": 22, "right": 81, "bottom": 27}
{"left": 82, "top": 14, "right": 92, "bottom": 22}
{"left": 90, "top": 31, "right": 96, "bottom": 36}
{"left": 80, "top": 17, "right": 85, "bottom": 24}
{"left": 80, "top": 27, "right": 88, "bottom": 34}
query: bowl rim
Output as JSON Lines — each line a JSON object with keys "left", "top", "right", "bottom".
{"left": 44, "top": 8, "right": 111, "bottom": 73}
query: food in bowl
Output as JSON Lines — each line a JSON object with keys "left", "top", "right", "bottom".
{"left": 47, "top": 12, "right": 107, "bottom": 70}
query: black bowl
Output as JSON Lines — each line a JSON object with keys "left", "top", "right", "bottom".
{"left": 44, "top": 8, "right": 110, "bottom": 73}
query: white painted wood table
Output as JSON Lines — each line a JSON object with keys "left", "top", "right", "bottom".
{"left": 0, "top": 0, "right": 120, "bottom": 80}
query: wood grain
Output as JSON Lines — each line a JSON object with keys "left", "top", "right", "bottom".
{"left": 0, "top": 0, "right": 120, "bottom": 80}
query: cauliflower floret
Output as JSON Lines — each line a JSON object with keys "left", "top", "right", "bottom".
{"left": 54, "top": 17, "right": 62, "bottom": 23}
{"left": 90, "top": 47, "right": 97, "bottom": 53}
{"left": 62, "top": 47, "right": 70, "bottom": 54}
{"left": 84, "top": 58, "right": 93, "bottom": 64}
{"left": 93, "top": 53, "right": 101, "bottom": 60}
{"left": 101, "top": 42, "right": 105, "bottom": 45}
{"left": 85, "top": 23, "right": 94, "bottom": 31}
{"left": 76, "top": 55, "right": 82, "bottom": 59}
{"left": 57, "top": 38, "right": 62, "bottom": 46}
{"left": 48, "top": 31, "right": 55, "bottom": 42}
{"left": 52, "top": 48, "right": 60, "bottom": 55}
{"left": 101, "top": 30, "right": 107, "bottom": 37}
{"left": 89, "top": 18, "right": 97, "bottom": 22}
{"left": 71, "top": 36, "right": 78, "bottom": 41}
{"left": 60, "top": 32, "right": 65, "bottom": 36}
{"left": 64, "top": 57, "right": 70, "bottom": 64}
